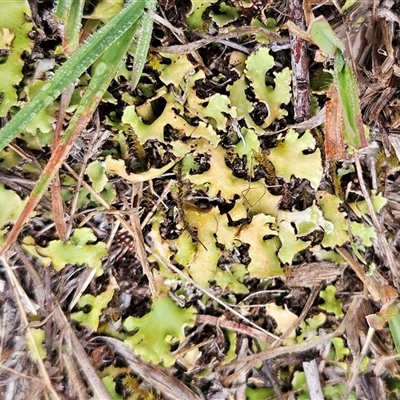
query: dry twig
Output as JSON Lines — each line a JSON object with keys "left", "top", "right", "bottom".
{"left": 289, "top": 0, "right": 311, "bottom": 122}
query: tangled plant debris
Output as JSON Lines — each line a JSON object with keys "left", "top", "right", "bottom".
{"left": 1, "top": 0, "right": 400, "bottom": 399}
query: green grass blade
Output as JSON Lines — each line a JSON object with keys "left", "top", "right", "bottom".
{"left": 308, "top": 15, "right": 345, "bottom": 56}
{"left": 334, "top": 52, "right": 367, "bottom": 149}
{"left": 0, "top": 0, "right": 146, "bottom": 151}
{"left": 57, "top": 0, "right": 85, "bottom": 53}
{"left": 130, "top": 0, "right": 157, "bottom": 89}
{"left": 62, "top": 21, "right": 142, "bottom": 148}
{"left": 309, "top": 16, "right": 366, "bottom": 150}
{"left": 33, "top": 20, "right": 142, "bottom": 207}
{"left": 0, "top": 19, "right": 141, "bottom": 257}
{"left": 54, "top": 0, "right": 73, "bottom": 20}
{"left": 389, "top": 313, "right": 400, "bottom": 353}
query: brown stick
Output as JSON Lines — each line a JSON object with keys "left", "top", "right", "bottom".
{"left": 289, "top": 0, "right": 311, "bottom": 122}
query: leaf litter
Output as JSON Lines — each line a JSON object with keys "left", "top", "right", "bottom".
{"left": 1, "top": 0, "right": 400, "bottom": 399}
